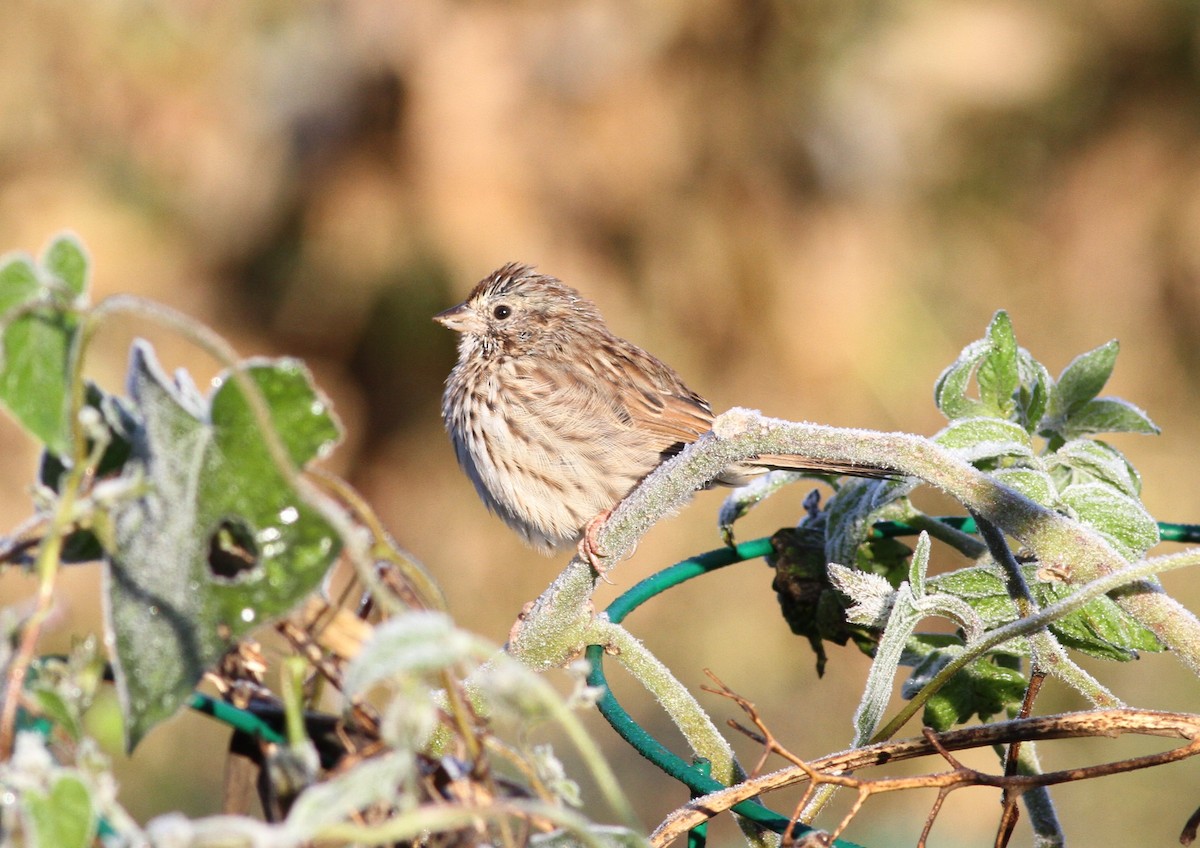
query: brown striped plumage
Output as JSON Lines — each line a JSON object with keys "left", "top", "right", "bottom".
{"left": 435, "top": 263, "right": 886, "bottom": 556}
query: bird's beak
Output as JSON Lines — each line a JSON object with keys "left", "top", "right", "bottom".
{"left": 433, "top": 302, "right": 478, "bottom": 333}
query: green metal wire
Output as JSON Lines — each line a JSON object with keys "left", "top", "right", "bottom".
{"left": 874, "top": 517, "right": 1200, "bottom": 543}
{"left": 604, "top": 538, "right": 772, "bottom": 625}
{"left": 872, "top": 516, "right": 977, "bottom": 537}
{"left": 587, "top": 539, "right": 867, "bottom": 846}
{"left": 187, "top": 692, "right": 286, "bottom": 745}
{"left": 687, "top": 758, "right": 711, "bottom": 848}
{"left": 1158, "top": 521, "right": 1200, "bottom": 543}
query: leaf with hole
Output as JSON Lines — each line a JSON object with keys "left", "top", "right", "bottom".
{"left": 104, "top": 341, "right": 342, "bottom": 748}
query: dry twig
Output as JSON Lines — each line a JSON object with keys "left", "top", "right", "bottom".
{"left": 657, "top": 673, "right": 1200, "bottom": 848}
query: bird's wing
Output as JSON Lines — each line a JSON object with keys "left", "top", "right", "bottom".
{"left": 592, "top": 339, "right": 714, "bottom": 453}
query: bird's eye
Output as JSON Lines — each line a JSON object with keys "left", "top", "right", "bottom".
{"left": 493, "top": 304, "right": 512, "bottom": 320}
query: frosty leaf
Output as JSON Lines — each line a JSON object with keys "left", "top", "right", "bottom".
{"left": 1014, "top": 351, "right": 1052, "bottom": 434}
{"left": 928, "top": 566, "right": 1028, "bottom": 632}
{"left": 934, "top": 338, "right": 990, "bottom": 421}
{"left": 343, "top": 612, "right": 489, "bottom": 696}
{"left": 823, "top": 477, "right": 916, "bottom": 566}
{"left": 933, "top": 418, "right": 1034, "bottom": 466}
{"left": 1046, "top": 439, "right": 1142, "bottom": 498}
{"left": 976, "top": 311, "right": 1018, "bottom": 419}
{"left": 1035, "top": 576, "right": 1163, "bottom": 660}
{"left": 1060, "top": 397, "right": 1159, "bottom": 439}
{"left": 929, "top": 563, "right": 1162, "bottom": 661}
{"left": 916, "top": 650, "right": 1026, "bottom": 731}
{"left": 716, "top": 470, "right": 804, "bottom": 545}
{"left": 991, "top": 467, "right": 1057, "bottom": 507}
{"left": 105, "top": 342, "right": 342, "bottom": 748}
{"left": 936, "top": 312, "right": 1055, "bottom": 432}
{"left": 1059, "top": 482, "right": 1159, "bottom": 561}
{"left": 828, "top": 563, "right": 896, "bottom": 627}
{"left": 1046, "top": 340, "right": 1118, "bottom": 425}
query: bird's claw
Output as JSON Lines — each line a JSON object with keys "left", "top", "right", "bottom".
{"left": 579, "top": 509, "right": 615, "bottom": 584}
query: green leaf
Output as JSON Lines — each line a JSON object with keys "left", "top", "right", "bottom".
{"left": 928, "top": 565, "right": 1031, "bottom": 633}
{"left": 920, "top": 652, "right": 1026, "bottom": 731}
{"left": 991, "top": 467, "right": 1057, "bottom": 507}
{"left": 1059, "top": 482, "right": 1159, "bottom": 560}
{"left": 930, "top": 561, "right": 1163, "bottom": 661}
{"left": 1061, "top": 398, "right": 1159, "bottom": 439}
{"left": 105, "top": 342, "right": 342, "bottom": 748}
{"left": 1047, "top": 340, "right": 1118, "bottom": 423}
{"left": 823, "top": 477, "right": 916, "bottom": 567}
{"left": 42, "top": 233, "right": 89, "bottom": 296}
{"left": 0, "top": 252, "right": 41, "bottom": 313}
{"left": 0, "top": 251, "right": 79, "bottom": 455}
{"left": 31, "top": 689, "right": 82, "bottom": 741}
{"left": 1035, "top": 578, "right": 1163, "bottom": 661}
{"left": 1015, "top": 351, "right": 1052, "bottom": 434}
{"left": 933, "top": 418, "right": 1034, "bottom": 466}
{"left": 209, "top": 357, "right": 342, "bottom": 467}
{"left": 23, "top": 774, "right": 96, "bottom": 848}
{"left": 977, "top": 311, "right": 1018, "bottom": 418}
{"left": 1046, "top": 439, "right": 1141, "bottom": 498}
{"left": 934, "top": 339, "right": 989, "bottom": 421}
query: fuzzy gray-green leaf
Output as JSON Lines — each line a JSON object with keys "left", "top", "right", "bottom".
{"left": 1047, "top": 439, "right": 1141, "bottom": 498}
{"left": 1048, "top": 340, "right": 1118, "bottom": 423}
{"left": 992, "top": 467, "right": 1057, "bottom": 507}
{"left": 1060, "top": 482, "right": 1159, "bottom": 560}
{"left": 934, "top": 338, "right": 989, "bottom": 421}
{"left": 1062, "top": 398, "right": 1159, "bottom": 439}
{"left": 933, "top": 418, "right": 1034, "bottom": 466}
{"left": 106, "top": 342, "right": 342, "bottom": 748}
{"left": 977, "top": 311, "right": 1018, "bottom": 418}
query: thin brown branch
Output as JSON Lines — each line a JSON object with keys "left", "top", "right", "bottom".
{"left": 996, "top": 669, "right": 1048, "bottom": 848}
{"left": 651, "top": 709, "right": 1200, "bottom": 848}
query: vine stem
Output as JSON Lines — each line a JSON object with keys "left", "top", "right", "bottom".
{"left": 510, "top": 410, "right": 1200, "bottom": 682}
{"left": 0, "top": 302, "right": 100, "bottom": 756}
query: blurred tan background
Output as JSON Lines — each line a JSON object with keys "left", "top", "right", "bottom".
{"left": 3, "top": 1, "right": 1200, "bottom": 844}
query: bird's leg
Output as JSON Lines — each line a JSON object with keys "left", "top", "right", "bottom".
{"left": 579, "top": 507, "right": 615, "bottom": 584}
